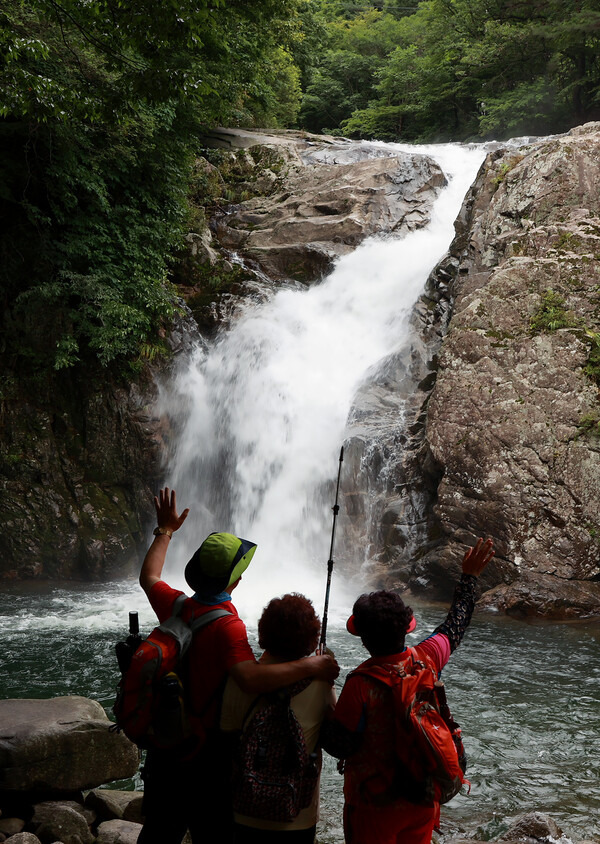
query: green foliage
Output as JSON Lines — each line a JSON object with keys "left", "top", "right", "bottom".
{"left": 492, "top": 154, "right": 525, "bottom": 189}
{"left": 578, "top": 411, "right": 600, "bottom": 437}
{"left": 299, "top": 7, "right": 405, "bottom": 134}
{"left": 300, "top": 49, "right": 383, "bottom": 133}
{"left": 310, "top": 0, "right": 600, "bottom": 141}
{"left": 0, "top": 0, "right": 303, "bottom": 373}
{"left": 529, "top": 290, "right": 580, "bottom": 334}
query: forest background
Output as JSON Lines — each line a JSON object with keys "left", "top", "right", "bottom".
{"left": 2, "top": 0, "right": 600, "bottom": 384}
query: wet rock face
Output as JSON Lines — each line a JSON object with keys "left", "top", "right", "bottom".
{"left": 0, "top": 309, "right": 200, "bottom": 581}
{"left": 0, "top": 368, "right": 163, "bottom": 580}
{"left": 209, "top": 134, "right": 446, "bottom": 284}
{"left": 340, "top": 269, "right": 452, "bottom": 588}
{"left": 418, "top": 124, "right": 600, "bottom": 615}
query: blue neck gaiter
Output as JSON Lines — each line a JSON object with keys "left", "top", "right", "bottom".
{"left": 192, "top": 590, "right": 232, "bottom": 606}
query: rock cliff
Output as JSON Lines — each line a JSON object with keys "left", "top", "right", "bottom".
{"left": 408, "top": 125, "right": 600, "bottom": 616}
{"left": 0, "top": 367, "right": 162, "bottom": 580}
{"left": 210, "top": 133, "right": 446, "bottom": 283}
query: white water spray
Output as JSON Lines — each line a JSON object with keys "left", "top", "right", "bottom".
{"left": 158, "top": 143, "right": 486, "bottom": 625}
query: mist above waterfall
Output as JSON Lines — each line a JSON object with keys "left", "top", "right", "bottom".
{"left": 157, "top": 142, "right": 486, "bottom": 625}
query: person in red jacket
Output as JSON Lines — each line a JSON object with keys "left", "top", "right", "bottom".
{"left": 321, "top": 538, "right": 495, "bottom": 844}
{"left": 137, "top": 487, "right": 339, "bottom": 844}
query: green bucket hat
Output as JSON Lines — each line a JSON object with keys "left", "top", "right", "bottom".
{"left": 185, "top": 532, "right": 257, "bottom": 593}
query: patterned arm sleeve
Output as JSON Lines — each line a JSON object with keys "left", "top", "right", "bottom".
{"left": 432, "top": 573, "right": 478, "bottom": 652}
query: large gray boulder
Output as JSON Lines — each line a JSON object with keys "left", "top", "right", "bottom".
{"left": 0, "top": 697, "right": 139, "bottom": 792}
{"left": 417, "top": 124, "right": 600, "bottom": 615}
{"left": 30, "top": 800, "right": 94, "bottom": 844}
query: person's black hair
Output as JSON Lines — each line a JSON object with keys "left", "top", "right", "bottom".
{"left": 352, "top": 590, "right": 413, "bottom": 656}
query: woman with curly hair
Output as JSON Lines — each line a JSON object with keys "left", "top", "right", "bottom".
{"left": 221, "top": 593, "right": 336, "bottom": 843}
{"left": 321, "top": 538, "right": 495, "bottom": 844}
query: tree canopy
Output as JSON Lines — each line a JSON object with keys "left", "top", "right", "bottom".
{"left": 0, "top": 0, "right": 303, "bottom": 372}
{"left": 3, "top": 0, "right": 600, "bottom": 376}
{"left": 304, "top": 0, "right": 600, "bottom": 141}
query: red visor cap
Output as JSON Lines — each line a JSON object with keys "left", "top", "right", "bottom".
{"left": 346, "top": 613, "right": 417, "bottom": 636}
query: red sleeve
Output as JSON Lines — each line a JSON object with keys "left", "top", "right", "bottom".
{"left": 216, "top": 613, "right": 255, "bottom": 669}
{"left": 332, "top": 674, "right": 369, "bottom": 732}
{"left": 147, "top": 580, "right": 183, "bottom": 623}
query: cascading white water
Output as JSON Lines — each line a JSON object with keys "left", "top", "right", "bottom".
{"left": 158, "top": 143, "right": 486, "bottom": 625}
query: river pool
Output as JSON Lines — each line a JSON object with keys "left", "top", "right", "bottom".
{"left": 1, "top": 580, "right": 599, "bottom": 842}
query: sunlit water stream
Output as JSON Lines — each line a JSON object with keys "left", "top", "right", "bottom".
{"left": 2, "top": 141, "right": 598, "bottom": 841}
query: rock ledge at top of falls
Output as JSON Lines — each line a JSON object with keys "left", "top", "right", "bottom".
{"left": 416, "top": 123, "right": 600, "bottom": 618}
{"left": 200, "top": 128, "right": 447, "bottom": 285}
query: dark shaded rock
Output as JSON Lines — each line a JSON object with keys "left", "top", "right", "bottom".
{"left": 0, "top": 697, "right": 139, "bottom": 793}
{"left": 30, "top": 801, "right": 93, "bottom": 844}
{"left": 499, "top": 811, "right": 564, "bottom": 841}
{"left": 121, "top": 796, "right": 143, "bottom": 825}
{"left": 95, "top": 819, "right": 142, "bottom": 844}
{"left": 479, "top": 573, "right": 600, "bottom": 619}
{"left": 0, "top": 367, "right": 162, "bottom": 581}
{"left": 0, "top": 816, "right": 25, "bottom": 835}
{"left": 84, "top": 790, "right": 140, "bottom": 823}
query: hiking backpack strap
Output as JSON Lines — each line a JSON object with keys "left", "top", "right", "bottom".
{"left": 176, "top": 605, "right": 233, "bottom": 749}
{"left": 189, "top": 607, "right": 231, "bottom": 633}
{"left": 157, "top": 597, "right": 230, "bottom": 655}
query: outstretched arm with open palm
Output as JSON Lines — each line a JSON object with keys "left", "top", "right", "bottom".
{"left": 139, "top": 487, "right": 190, "bottom": 594}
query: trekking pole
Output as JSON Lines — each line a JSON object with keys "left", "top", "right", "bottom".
{"left": 319, "top": 446, "right": 344, "bottom": 653}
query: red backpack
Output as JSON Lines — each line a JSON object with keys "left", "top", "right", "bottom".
{"left": 351, "top": 648, "right": 468, "bottom": 805}
{"left": 113, "top": 595, "right": 230, "bottom": 750}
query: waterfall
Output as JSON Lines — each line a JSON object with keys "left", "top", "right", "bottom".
{"left": 157, "top": 142, "right": 486, "bottom": 625}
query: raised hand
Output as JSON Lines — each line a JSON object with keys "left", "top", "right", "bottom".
{"left": 462, "top": 537, "right": 495, "bottom": 577}
{"left": 154, "top": 487, "right": 190, "bottom": 534}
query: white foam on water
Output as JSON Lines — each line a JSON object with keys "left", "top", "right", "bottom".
{"left": 0, "top": 583, "right": 157, "bottom": 635}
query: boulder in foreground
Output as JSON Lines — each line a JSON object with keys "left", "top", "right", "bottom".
{"left": 0, "top": 697, "right": 139, "bottom": 793}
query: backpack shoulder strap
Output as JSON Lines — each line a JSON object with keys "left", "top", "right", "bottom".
{"left": 156, "top": 601, "right": 230, "bottom": 655}
{"left": 189, "top": 607, "right": 231, "bottom": 634}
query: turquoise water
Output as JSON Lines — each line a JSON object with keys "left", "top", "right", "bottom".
{"left": 1, "top": 581, "right": 599, "bottom": 842}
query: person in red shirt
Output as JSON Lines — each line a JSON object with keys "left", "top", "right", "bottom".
{"left": 137, "top": 487, "right": 339, "bottom": 844}
{"left": 321, "top": 538, "right": 495, "bottom": 844}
